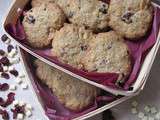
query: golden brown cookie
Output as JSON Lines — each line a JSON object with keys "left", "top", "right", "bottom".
{"left": 23, "top": 3, "right": 66, "bottom": 48}
{"left": 34, "top": 59, "right": 100, "bottom": 111}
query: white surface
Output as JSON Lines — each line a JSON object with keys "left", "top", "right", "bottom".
{"left": 112, "top": 47, "right": 160, "bottom": 120}
{"left": 0, "top": 0, "right": 48, "bottom": 120}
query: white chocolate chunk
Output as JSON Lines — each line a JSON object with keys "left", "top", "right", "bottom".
{"left": 144, "top": 105, "right": 151, "bottom": 113}
{"left": 26, "top": 110, "right": 32, "bottom": 117}
{"left": 17, "top": 113, "right": 24, "bottom": 120}
{"left": 8, "top": 66, "right": 14, "bottom": 71}
{"left": 3, "top": 66, "right": 8, "bottom": 72}
{"left": 13, "top": 100, "right": 19, "bottom": 106}
{"left": 148, "top": 117, "right": 154, "bottom": 120}
{"left": 19, "top": 101, "right": 26, "bottom": 106}
{"left": 138, "top": 112, "right": 145, "bottom": 119}
{"left": 142, "top": 116, "right": 148, "bottom": 120}
{"left": 131, "top": 108, "right": 138, "bottom": 114}
{"left": 132, "top": 101, "right": 138, "bottom": 107}
{"left": 26, "top": 104, "right": 32, "bottom": 110}
{"left": 21, "top": 83, "right": 28, "bottom": 89}
{"left": 9, "top": 84, "right": 17, "bottom": 91}
{"left": 151, "top": 107, "right": 157, "bottom": 114}
{"left": 15, "top": 77, "right": 23, "bottom": 84}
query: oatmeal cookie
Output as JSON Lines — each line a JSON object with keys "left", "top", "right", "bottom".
{"left": 34, "top": 59, "right": 100, "bottom": 111}
{"left": 52, "top": 24, "right": 93, "bottom": 69}
{"left": 109, "top": 0, "right": 153, "bottom": 39}
{"left": 82, "top": 31, "right": 131, "bottom": 78}
{"left": 23, "top": 3, "right": 66, "bottom": 48}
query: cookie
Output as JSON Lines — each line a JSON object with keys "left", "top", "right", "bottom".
{"left": 34, "top": 59, "right": 100, "bottom": 111}
{"left": 52, "top": 24, "right": 93, "bottom": 69}
{"left": 109, "top": 0, "right": 153, "bottom": 39}
{"left": 82, "top": 31, "right": 131, "bottom": 78}
{"left": 23, "top": 3, "right": 66, "bottom": 48}
{"left": 60, "top": 0, "right": 109, "bottom": 31}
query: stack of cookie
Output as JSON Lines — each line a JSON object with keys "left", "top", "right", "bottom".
{"left": 22, "top": 0, "right": 153, "bottom": 111}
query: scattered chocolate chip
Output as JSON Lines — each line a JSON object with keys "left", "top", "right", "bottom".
{"left": 9, "top": 70, "right": 18, "bottom": 77}
{"left": 1, "top": 73, "right": 10, "bottom": 80}
{"left": 11, "top": 105, "right": 25, "bottom": 119}
{"left": 0, "top": 92, "right": 15, "bottom": 108}
{"left": 99, "top": 4, "right": 108, "bottom": 14}
{"left": 44, "top": 8, "right": 47, "bottom": 11}
{"left": 1, "top": 34, "right": 8, "bottom": 42}
{"left": 0, "top": 57, "right": 10, "bottom": 66}
{"left": 0, "top": 83, "right": 9, "bottom": 91}
{"left": 121, "top": 11, "right": 134, "bottom": 24}
{"left": 7, "top": 45, "right": 14, "bottom": 53}
{"left": 27, "top": 15, "right": 35, "bottom": 24}
{"left": 0, "top": 109, "right": 9, "bottom": 120}
{"left": 68, "top": 11, "right": 74, "bottom": 18}
{"left": 0, "top": 50, "right": 5, "bottom": 56}
{"left": 80, "top": 45, "right": 88, "bottom": 51}
{"left": 100, "top": 59, "right": 108, "bottom": 65}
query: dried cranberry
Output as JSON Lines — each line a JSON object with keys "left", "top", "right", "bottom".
{"left": 9, "top": 70, "right": 18, "bottom": 77}
{"left": 0, "top": 98, "right": 6, "bottom": 107}
{"left": 0, "top": 83, "right": 9, "bottom": 91}
{"left": 80, "top": 45, "right": 88, "bottom": 51}
{"left": 0, "top": 50, "right": 5, "bottom": 56}
{"left": 0, "top": 57, "right": 10, "bottom": 66}
{"left": 0, "top": 65, "right": 3, "bottom": 72}
{"left": 1, "top": 34, "right": 8, "bottom": 42}
{"left": 0, "top": 109, "right": 9, "bottom": 120}
{"left": 0, "top": 92, "right": 15, "bottom": 108}
{"left": 121, "top": 11, "right": 134, "bottom": 24}
{"left": 27, "top": 15, "right": 35, "bottom": 24}
{"left": 1, "top": 73, "right": 10, "bottom": 80}
{"left": 7, "top": 45, "right": 14, "bottom": 53}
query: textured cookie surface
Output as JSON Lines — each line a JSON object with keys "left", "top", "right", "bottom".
{"left": 62, "top": 0, "right": 109, "bottom": 31}
{"left": 23, "top": 3, "right": 66, "bottom": 48}
{"left": 109, "top": 0, "right": 153, "bottom": 39}
{"left": 35, "top": 60, "right": 99, "bottom": 111}
{"left": 52, "top": 24, "right": 93, "bottom": 69}
{"left": 31, "top": 0, "right": 55, "bottom": 7}
{"left": 82, "top": 31, "right": 131, "bottom": 78}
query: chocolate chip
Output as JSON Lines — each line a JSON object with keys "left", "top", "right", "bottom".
{"left": 121, "top": 11, "right": 134, "bottom": 24}
{"left": 27, "top": 15, "right": 35, "bottom": 24}
{"left": 1, "top": 34, "right": 8, "bottom": 42}
{"left": 0, "top": 109, "right": 9, "bottom": 120}
{"left": 7, "top": 45, "right": 14, "bottom": 53}
{"left": 0, "top": 83, "right": 9, "bottom": 91}
{"left": 1, "top": 73, "right": 10, "bottom": 79}
{"left": 0, "top": 57, "right": 10, "bottom": 66}
{"left": 80, "top": 45, "right": 88, "bottom": 51}
{"left": 68, "top": 11, "right": 74, "bottom": 18}
{"left": 99, "top": 4, "right": 108, "bottom": 14}
{"left": 11, "top": 105, "right": 25, "bottom": 119}
{"left": 9, "top": 70, "right": 18, "bottom": 77}
{"left": 0, "top": 50, "right": 5, "bottom": 56}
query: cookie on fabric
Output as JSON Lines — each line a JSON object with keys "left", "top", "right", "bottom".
{"left": 52, "top": 24, "right": 93, "bottom": 69}
{"left": 34, "top": 59, "right": 100, "bottom": 111}
{"left": 23, "top": 3, "right": 66, "bottom": 48}
{"left": 82, "top": 31, "right": 131, "bottom": 79}
{"left": 109, "top": 0, "right": 153, "bottom": 39}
